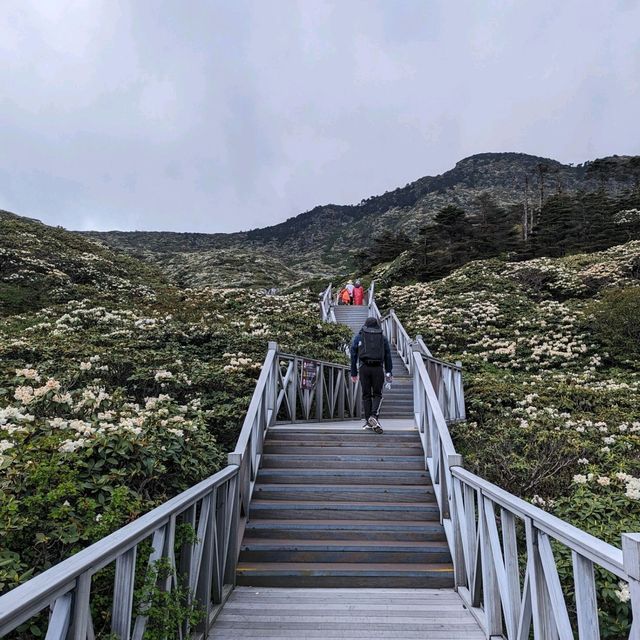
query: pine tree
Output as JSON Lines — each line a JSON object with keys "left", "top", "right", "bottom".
{"left": 533, "top": 194, "right": 579, "bottom": 256}
{"left": 471, "top": 193, "right": 520, "bottom": 258}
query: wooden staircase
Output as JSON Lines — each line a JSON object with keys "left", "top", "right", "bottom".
{"left": 382, "top": 352, "right": 413, "bottom": 418}
{"left": 333, "top": 304, "right": 370, "bottom": 334}
{"left": 236, "top": 426, "right": 454, "bottom": 588}
{"left": 333, "top": 305, "right": 413, "bottom": 419}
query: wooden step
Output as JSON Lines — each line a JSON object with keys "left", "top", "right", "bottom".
{"left": 256, "top": 468, "right": 430, "bottom": 485}
{"left": 239, "top": 539, "right": 451, "bottom": 564}
{"left": 264, "top": 438, "right": 421, "bottom": 450}
{"left": 236, "top": 562, "right": 454, "bottom": 588}
{"left": 261, "top": 454, "right": 424, "bottom": 470}
{"left": 252, "top": 483, "right": 434, "bottom": 503}
{"left": 267, "top": 431, "right": 419, "bottom": 442}
{"left": 263, "top": 443, "right": 423, "bottom": 456}
{"left": 248, "top": 500, "right": 439, "bottom": 521}
{"left": 243, "top": 519, "right": 446, "bottom": 541}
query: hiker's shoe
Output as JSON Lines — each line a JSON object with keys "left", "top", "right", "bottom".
{"left": 362, "top": 421, "right": 373, "bottom": 431}
{"left": 367, "top": 415, "right": 383, "bottom": 434}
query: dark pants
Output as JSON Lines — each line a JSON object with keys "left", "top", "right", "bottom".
{"left": 360, "top": 363, "right": 384, "bottom": 419}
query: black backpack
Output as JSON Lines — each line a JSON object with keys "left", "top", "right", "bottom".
{"left": 358, "top": 326, "right": 384, "bottom": 364}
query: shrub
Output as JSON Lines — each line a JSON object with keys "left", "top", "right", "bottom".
{"left": 590, "top": 287, "right": 640, "bottom": 363}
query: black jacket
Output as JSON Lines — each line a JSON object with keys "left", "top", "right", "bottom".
{"left": 350, "top": 330, "right": 393, "bottom": 377}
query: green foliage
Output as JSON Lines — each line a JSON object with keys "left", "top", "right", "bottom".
{"left": 133, "top": 558, "right": 203, "bottom": 639}
{"left": 385, "top": 242, "right": 640, "bottom": 639}
{"left": 590, "top": 287, "right": 640, "bottom": 363}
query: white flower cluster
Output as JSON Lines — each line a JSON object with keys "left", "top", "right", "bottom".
{"left": 572, "top": 471, "right": 640, "bottom": 500}
{"left": 613, "top": 208, "right": 640, "bottom": 225}
{"left": 222, "top": 352, "right": 261, "bottom": 373}
{"left": 14, "top": 379, "right": 62, "bottom": 404}
{"left": 15, "top": 368, "right": 41, "bottom": 381}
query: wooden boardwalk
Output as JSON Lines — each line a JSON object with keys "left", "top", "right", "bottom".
{"left": 216, "top": 419, "right": 485, "bottom": 638}
{"left": 208, "top": 587, "right": 484, "bottom": 639}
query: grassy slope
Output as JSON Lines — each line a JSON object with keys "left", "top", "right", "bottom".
{"left": 0, "top": 211, "right": 171, "bottom": 316}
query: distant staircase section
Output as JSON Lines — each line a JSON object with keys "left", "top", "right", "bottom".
{"left": 236, "top": 425, "right": 453, "bottom": 588}
{"left": 332, "top": 303, "right": 414, "bottom": 419}
{"left": 332, "top": 303, "right": 370, "bottom": 334}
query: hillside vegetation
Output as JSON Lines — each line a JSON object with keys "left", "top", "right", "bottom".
{"left": 85, "top": 153, "right": 640, "bottom": 285}
{"left": 0, "top": 211, "right": 167, "bottom": 315}
{"left": 0, "top": 214, "right": 350, "bottom": 609}
{"left": 381, "top": 242, "right": 640, "bottom": 635}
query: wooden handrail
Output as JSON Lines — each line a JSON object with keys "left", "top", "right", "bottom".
{"left": 0, "top": 343, "right": 360, "bottom": 639}
{"left": 0, "top": 465, "right": 239, "bottom": 636}
{"left": 319, "top": 282, "right": 335, "bottom": 323}
{"left": 410, "top": 346, "right": 639, "bottom": 637}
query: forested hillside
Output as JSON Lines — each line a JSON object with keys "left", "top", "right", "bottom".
{"left": 371, "top": 188, "right": 640, "bottom": 283}
{"left": 85, "top": 153, "right": 640, "bottom": 285}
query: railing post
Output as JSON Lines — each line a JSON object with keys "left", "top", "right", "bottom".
{"left": 526, "top": 518, "right": 557, "bottom": 640}
{"left": 338, "top": 369, "right": 346, "bottom": 419}
{"left": 316, "top": 362, "right": 324, "bottom": 421}
{"left": 411, "top": 345, "right": 420, "bottom": 426}
{"left": 622, "top": 534, "right": 640, "bottom": 639}
{"left": 288, "top": 357, "right": 298, "bottom": 423}
{"left": 112, "top": 547, "right": 136, "bottom": 639}
{"left": 479, "top": 495, "right": 503, "bottom": 637}
{"left": 449, "top": 476, "right": 466, "bottom": 589}
{"left": 454, "top": 360, "right": 466, "bottom": 421}
{"left": 388, "top": 308, "right": 395, "bottom": 345}
{"left": 224, "top": 471, "right": 241, "bottom": 587}
{"left": 572, "top": 552, "right": 600, "bottom": 640}
{"left": 267, "top": 342, "right": 278, "bottom": 426}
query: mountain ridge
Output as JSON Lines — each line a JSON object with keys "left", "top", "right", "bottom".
{"left": 7, "top": 151, "right": 640, "bottom": 286}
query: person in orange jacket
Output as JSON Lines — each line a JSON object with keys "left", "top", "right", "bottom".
{"left": 352, "top": 280, "right": 365, "bottom": 305}
{"left": 339, "top": 288, "right": 351, "bottom": 305}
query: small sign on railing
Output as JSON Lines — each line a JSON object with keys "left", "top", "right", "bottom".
{"left": 300, "top": 359, "right": 318, "bottom": 390}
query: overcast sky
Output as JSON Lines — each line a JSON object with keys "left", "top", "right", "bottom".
{"left": 1, "top": 1, "right": 639, "bottom": 233}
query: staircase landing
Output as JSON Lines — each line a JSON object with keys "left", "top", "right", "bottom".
{"left": 208, "top": 587, "right": 484, "bottom": 639}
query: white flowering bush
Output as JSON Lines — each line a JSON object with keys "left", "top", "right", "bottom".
{"left": 381, "top": 243, "right": 640, "bottom": 637}
{"left": 0, "top": 215, "right": 351, "bottom": 597}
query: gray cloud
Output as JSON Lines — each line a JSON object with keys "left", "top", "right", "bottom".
{"left": 0, "top": 0, "right": 639, "bottom": 232}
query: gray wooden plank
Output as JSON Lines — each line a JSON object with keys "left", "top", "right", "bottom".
{"left": 209, "top": 586, "right": 484, "bottom": 639}
{"left": 220, "top": 608, "right": 476, "bottom": 619}
{"left": 572, "top": 552, "right": 600, "bottom": 640}
{"left": 213, "top": 618, "right": 482, "bottom": 630}
{"left": 44, "top": 594, "right": 72, "bottom": 640}
{"left": 210, "top": 633, "right": 483, "bottom": 639}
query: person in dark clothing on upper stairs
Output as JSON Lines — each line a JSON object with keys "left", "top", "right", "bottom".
{"left": 350, "top": 317, "right": 393, "bottom": 433}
